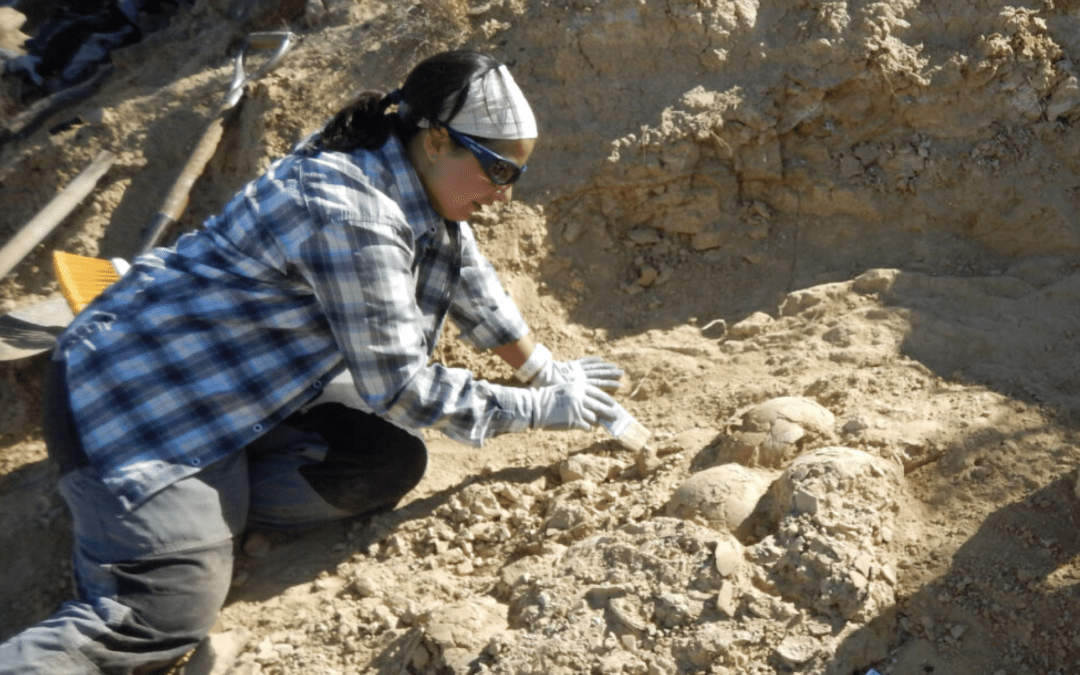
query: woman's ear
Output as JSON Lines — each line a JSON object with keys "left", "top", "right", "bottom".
{"left": 422, "top": 127, "right": 450, "bottom": 162}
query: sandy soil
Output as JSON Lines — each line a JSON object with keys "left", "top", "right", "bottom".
{"left": 3, "top": 0, "right": 1080, "bottom": 673}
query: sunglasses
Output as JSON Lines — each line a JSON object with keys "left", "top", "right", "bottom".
{"left": 445, "top": 125, "right": 527, "bottom": 186}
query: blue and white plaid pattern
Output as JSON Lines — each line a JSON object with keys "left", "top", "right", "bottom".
{"left": 56, "top": 134, "right": 531, "bottom": 508}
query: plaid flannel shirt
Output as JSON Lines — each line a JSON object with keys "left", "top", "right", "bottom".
{"left": 56, "top": 134, "right": 532, "bottom": 508}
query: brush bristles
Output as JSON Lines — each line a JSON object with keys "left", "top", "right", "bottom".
{"left": 53, "top": 250, "right": 121, "bottom": 314}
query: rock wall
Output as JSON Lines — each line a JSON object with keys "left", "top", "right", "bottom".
{"left": 488, "top": 0, "right": 1080, "bottom": 277}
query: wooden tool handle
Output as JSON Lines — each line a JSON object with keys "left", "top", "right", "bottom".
{"left": 0, "top": 150, "right": 116, "bottom": 280}
{"left": 137, "top": 114, "right": 228, "bottom": 255}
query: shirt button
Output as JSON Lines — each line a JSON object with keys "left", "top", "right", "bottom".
{"left": 190, "top": 458, "right": 201, "bottom": 466}
{"left": 253, "top": 424, "right": 264, "bottom": 432}
{"left": 313, "top": 380, "right": 322, "bottom": 389}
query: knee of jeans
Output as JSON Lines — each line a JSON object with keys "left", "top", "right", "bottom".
{"left": 296, "top": 435, "right": 428, "bottom": 517}
{"left": 109, "top": 544, "right": 234, "bottom": 641}
{"left": 355, "top": 433, "right": 428, "bottom": 499}
{"left": 396, "top": 436, "right": 428, "bottom": 494}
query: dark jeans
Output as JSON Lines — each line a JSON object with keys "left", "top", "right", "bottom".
{"left": 0, "top": 360, "right": 427, "bottom": 675}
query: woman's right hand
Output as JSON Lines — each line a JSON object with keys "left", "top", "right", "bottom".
{"left": 529, "top": 381, "right": 619, "bottom": 431}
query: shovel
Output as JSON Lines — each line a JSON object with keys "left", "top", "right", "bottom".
{"left": 135, "top": 30, "right": 297, "bottom": 256}
{"left": 0, "top": 31, "right": 297, "bottom": 361}
{"left": 0, "top": 297, "right": 75, "bottom": 360}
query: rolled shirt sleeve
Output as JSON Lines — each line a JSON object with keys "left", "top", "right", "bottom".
{"left": 449, "top": 222, "right": 530, "bottom": 350}
{"left": 292, "top": 142, "right": 534, "bottom": 445}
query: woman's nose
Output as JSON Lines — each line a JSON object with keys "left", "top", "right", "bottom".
{"left": 495, "top": 185, "right": 513, "bottom": 202}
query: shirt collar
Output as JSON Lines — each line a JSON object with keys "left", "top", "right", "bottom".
{"left": 373, "top": 133, "right": 448, "bottom": 243}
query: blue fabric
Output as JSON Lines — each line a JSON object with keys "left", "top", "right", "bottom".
{"left": 244, "top": 405, "right": 426, "bottom": 529}
{"left": 54, "top": 133, "right": 531, "bottom": 509}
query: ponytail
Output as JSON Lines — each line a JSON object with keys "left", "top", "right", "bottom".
{"left": 302, "top": 90, "right": 400, "bottom": 154}
{"left": 299, "top": 50, "right": 503, "bottom": 155}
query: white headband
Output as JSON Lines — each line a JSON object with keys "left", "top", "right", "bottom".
{"left": 415, "top": 65, "right": 538, "bottom": 140}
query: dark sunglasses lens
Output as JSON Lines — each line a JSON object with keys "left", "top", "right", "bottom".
{"left": 486, "top": 160, "right": 519, "bottom": 185}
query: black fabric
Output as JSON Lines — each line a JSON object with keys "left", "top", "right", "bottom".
{"left": 42, "top": 357, "right": 91, "bottom": 475}
{"left": 285, "top": 402, "right": 428, "bottom": 516}
{"left": 3, "top": 0, "right": 183, "bottom": 100}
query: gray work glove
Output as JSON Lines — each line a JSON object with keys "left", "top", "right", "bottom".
{"left": 515, "top": 344, "right": 623, "bottom": 392}
{"left": 529, "top": 380, "right": 620, "bottom": 431}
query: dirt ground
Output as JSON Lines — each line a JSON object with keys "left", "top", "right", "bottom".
{"left": 4, "top": 0, "right": 1080, "bottom": 673}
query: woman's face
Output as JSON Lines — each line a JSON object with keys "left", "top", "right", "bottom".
{"left": 417, "top": 129, "right": 536, "bottom": 221}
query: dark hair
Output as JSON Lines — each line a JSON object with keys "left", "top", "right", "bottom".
{"left": 311, "top": 50, "right": 502, "bottom": 154}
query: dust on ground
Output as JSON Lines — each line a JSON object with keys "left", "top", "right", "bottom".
{"left": 3, "top": 1, "right": 1080, "bottom": 673}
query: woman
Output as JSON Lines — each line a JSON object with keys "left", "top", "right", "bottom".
{"left": 0, "top": 50, "right": 623, "bottom": 674}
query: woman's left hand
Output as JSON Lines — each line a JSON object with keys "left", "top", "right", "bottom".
{"left": 531, "top": 355, "right": 623, "bottom": 391}
{"left": 513, "top": 342, "right": 623, "bottom": 391}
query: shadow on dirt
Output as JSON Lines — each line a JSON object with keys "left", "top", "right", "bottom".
{"left": 0, "top": 457, "right": 72, "bottom": 642}
{"left": 221, "top": 463, "right": 551, "bottom": 607}
{"left": 834, "top": 476, "right": 1080, "bottom": 674}
{"left": 0, "top": 438, "right": 554, "bottom": 645}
